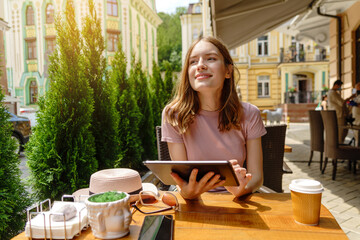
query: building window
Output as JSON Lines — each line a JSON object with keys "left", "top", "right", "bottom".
{"left": 107, "top": 32, "right": 119, "bottom": 52}
{"left": 257, "top": 75, "right": 270, "bottom": 97}
{"left": 29, "top": 80, "right": 38, "bottom": 104}
{"left": 195, "top": 5, "right": 201, "bottom": 13}
{"left": 46, "top": 38, "right": 56, "bottom": 53}
{"left": 46, "top": 4, "right": 54, "bottom": 24}
{"left": 107, "top": 0, "right": 118, "bottom": 17}
{"left": 257, "top": 35, "right": 268, "bottom": 56}
{"left": 193, "top": 28, "right": 198, "bottom": 40}
{"left": 27, "top": 40, "right": 37, "bottom": 59}
{"left": 26, "top": 5, "right": 35, "bottom": 25}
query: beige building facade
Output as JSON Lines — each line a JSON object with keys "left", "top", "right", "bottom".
{"left": 0, "top": 0, "right": 9, "bottom": 95}
{"left": 329, "top": 1, "right": 360, "bottom": 97}
{"left": 2, "top": 0, "right": 162, "bottom": 106}
{"left": 181, "top": 0, "right": 329, "bottom": 110}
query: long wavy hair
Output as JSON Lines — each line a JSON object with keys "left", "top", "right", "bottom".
{"left": 165, "top": 36, "right": 243, "bottom": 134}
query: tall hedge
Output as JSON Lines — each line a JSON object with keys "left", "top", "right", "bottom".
{"left": 149, "top": 61, "right": 166, "bottom": 128}
{"left": 26, "top": 1, "right": 97, "bottom": 200}
{"left": 163, "top": 60, "right": 174, "bottom": 103}
{"left": 82, "top": 0, "right": 118, "bottom": 169}
{"left": 129, "top": 59, "right": 157, "bottom": 161}
{"left": 0, "top": 91, "right": 31, "bottom": 239}
{"left": 110, "top": 44, "right": 143, "bottom": 169}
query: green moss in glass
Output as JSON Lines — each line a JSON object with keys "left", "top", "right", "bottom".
{"left": 88, "top": 191, "right": 126, "bottom": 202}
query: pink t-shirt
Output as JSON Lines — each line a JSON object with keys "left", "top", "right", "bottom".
{"left": 161, "top": 102, "right": 266, "bottom": 166}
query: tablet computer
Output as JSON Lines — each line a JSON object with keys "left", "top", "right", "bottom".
{"left": 143, "top": 160, "right": 239, "bottom": 186}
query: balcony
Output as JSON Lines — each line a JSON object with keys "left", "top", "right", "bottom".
{"left": 280, "top": 47, "right": 327, "bottom": 63}
{"left": 284, "top": 91, "right": 325, "bottom": 104}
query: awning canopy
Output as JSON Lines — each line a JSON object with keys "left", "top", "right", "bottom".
{"left": 285, "top": 0, "right": 359, "bottom": 47}
{"left": 210, "top": 0, "right": 318, "bottom": 49}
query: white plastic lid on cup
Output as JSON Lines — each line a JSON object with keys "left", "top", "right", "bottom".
{"left": 289, "top": 179, "right": 324, "bottom": 194}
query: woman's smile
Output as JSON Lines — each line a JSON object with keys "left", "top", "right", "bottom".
{"left": 195, "top": 73, "right": 213, "bottom": 80}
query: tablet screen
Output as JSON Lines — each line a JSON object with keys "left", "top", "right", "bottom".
{"left": 143, "top": 160, "right": 239, "bottom": 186}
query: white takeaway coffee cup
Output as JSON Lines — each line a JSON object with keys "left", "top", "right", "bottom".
{"left": 289, "top": 179, "right": 324, "bottom": 225}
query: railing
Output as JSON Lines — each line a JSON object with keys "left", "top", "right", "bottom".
{"left": 284, "top": 91, "right": 326, "bottom": 104}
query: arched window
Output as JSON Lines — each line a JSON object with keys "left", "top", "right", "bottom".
{"left": 46, "top": 4, "right": 54, "bottom": 24}
{"left": 29, "top": 80, "right": 38, "bottom": 104}
{"left": 26, "top": 5, "right": 35, "bottom": 25}
{"left": 107, "top": 0, "right": 118, "bottom": 17}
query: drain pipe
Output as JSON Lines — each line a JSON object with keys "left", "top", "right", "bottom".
{"left": 317, "top": 7, "right": 342, "bottom": 81}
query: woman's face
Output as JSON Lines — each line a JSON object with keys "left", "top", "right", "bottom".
{"left": 188, "top": 40, "right": 230, "bottom": 95}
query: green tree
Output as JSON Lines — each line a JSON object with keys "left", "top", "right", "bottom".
{"left": 149, "top": 61, "right": 166, "bottom": 127}
{"left": 157, "top": 7, "right": 186, "bottom": 71}
{"left": 163, "top": 60, "right": 174, "bottom": 103}
{"left": 26, "top": 0, "right": 97, "bottom": 200}
{"left": 82, "top": 0, "right": 118, "bottom": 169}
{"left": 110, "top": 44, "right": 143, "bottom": 170}
{"left": 0, "top": 82, "right": 31, "bottom": 240}
{"left": 129, "top": 59, "right": 156, "bottom": 161}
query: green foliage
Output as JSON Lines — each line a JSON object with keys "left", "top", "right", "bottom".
{"left": 88, "top": 191, "right": 126, "bottom": 202}
{"left": 0, "top": 87, "right": 31, "bottom": 240}
{"left": 157, "top": 7, "right": 186, "bottom": 71}
{"left": 129, "top": 58, "right": 156, "bottom": 161}
{"left": 26, "top": 0, "right": 97, "bottom": 201}
{"left": 149, "top": 61, "right": 166, "bottom": 127}
{"left": 110, "top": 43, "right": 143, "bottom": 170}
{"left": 163, "top": 61, "right": 175, "bottom": 103}
{"left": 82, "top": 0, "right": 118, "bottom": 169}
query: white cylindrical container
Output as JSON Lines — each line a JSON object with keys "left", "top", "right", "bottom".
{"left": 85, "top": 192, "right": 131, "bottom": 239}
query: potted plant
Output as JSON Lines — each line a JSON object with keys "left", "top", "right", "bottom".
{"left": 288, "top": 87, "right": 297, "bottom": 103}
{"left": 85, "top": 191, "right": 131, "bottom": 239}
{"left": 322, "top": 85, "right": 329, "bottom": 96}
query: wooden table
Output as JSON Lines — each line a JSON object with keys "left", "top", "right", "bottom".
{"left": 13, "top": 192, "right": 347, "bottom": 240}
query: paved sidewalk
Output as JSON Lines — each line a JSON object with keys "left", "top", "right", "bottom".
{"left": 283, "top": 123, "right": 360, "bottom": 240}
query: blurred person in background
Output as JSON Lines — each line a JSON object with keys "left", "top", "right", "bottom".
{"left": 327, "top": 80, "right": 354, "bottom": 143}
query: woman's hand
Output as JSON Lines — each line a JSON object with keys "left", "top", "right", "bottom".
{"left": 225, "top": 159, "right": 252, "bottom": 197}
{"left": 171, "top": 169, "right": 225, "bottom": 200}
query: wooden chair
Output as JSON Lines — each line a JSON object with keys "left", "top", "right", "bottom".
{"left": 320, "top": 110, "right": 360, "bottom": 180}
{"left": 156, "top": 126, "right": 171, "bottom": 160}
{"left": 262, "top": 124, "right": 292, "bottom": 192}
{"left": 308, "top": 110, "right": 324, "bottom": 170}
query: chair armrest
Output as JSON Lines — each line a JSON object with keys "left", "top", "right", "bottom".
{"left": 282, "top": 162, "right": 293, "bottom": 174}
{"left": 257, "top": 185, "right": 277, "bottom": 193}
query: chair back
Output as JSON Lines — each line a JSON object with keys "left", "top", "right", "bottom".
{"left": 308, "top": 110, "right": 324, "bottom": 152}
{"left": 320, "top": 110, "right": 339, "bottom": 157}
{"left": 262, "top": 124, "right": 287, "bottom": 192}
{"left": 156, "top": 126, "right": 171, "bottom": 160}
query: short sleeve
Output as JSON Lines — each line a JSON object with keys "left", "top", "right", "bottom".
{"left": 243, "top": 103, "right": 267, "bottom": 140}
{"left": 161, "top": 107, "right": 183, "bottom": 143}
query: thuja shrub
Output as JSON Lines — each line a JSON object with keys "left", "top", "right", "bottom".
{"left": 26, "top": 0, "right": 97, "bottom": 201}
{"left": 0, "top": 88, "right": 31, "bottom": 240}
{"left": 110, "top": 42, "right": 143, "bottom": 170}
{"left": 129, "top": 59, "right": 157, "bottom": 161}
{"left": 82, "top": 0, "right": 119, "bottom": 170}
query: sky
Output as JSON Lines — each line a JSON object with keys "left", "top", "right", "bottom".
{"left": 155, "top": 0, "right": 199, "bottom": 14}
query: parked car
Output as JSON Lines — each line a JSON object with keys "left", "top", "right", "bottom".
{"left": 5, "top": 109, "right": 31, "bottom": 154}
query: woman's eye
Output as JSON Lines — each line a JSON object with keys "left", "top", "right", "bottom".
{"left": 208, "top": 57, "right": 216, "bottom": 61}
{"left": 190, "top": 60, "right": 198, "bottom": 65}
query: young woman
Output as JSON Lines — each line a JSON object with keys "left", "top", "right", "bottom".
{"left": 161, "top": 36, "right": 266, "bottom": 199}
